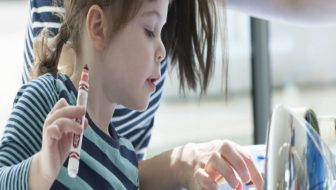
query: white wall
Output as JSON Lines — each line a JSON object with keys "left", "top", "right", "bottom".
{"left": 0, "top": 1, "right": 27, "bottom": 135}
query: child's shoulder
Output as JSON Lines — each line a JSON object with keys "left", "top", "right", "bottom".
{"left": 14, "top": 73, "right": 69, "bottom": 103}
{"left": 24, "top": 73, "right": 67, "bottom": 91}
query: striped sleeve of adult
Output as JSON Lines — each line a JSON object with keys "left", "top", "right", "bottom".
{"left": 23, "top": 0, "right": 63, "bottom": 83}
{"left": 0, "top": 75, "right": 58, "bottom": 190}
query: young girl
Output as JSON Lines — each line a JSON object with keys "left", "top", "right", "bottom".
{"left": 1, "top": 0, "right": 263, "bottom": 189}
{"left": 24, "top": 0, "right": 220, "bottom": 162}
{"left": 1, "top": 0, "right": 166, "bottom": 189}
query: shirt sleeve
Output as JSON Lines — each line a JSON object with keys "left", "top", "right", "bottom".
{"left": 23, "top": 0, "right": 63, "bottom": 83}
{"left": 0, "top": 75, "right": 58, "bottom": 190}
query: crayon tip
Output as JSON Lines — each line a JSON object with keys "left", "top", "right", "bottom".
{"left": 84, "top": 64, "right": 89, "bottom": 70}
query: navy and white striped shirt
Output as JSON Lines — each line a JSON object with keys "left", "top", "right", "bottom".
{"left": 23, "top": 0, "right": 168, "bottom": 160}
{"left": 0, "top": 73, "right": 139, "bottom": 190}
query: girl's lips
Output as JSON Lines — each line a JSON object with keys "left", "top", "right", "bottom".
{"left": 147, "top": 78, "right": 158, "bottom": 93}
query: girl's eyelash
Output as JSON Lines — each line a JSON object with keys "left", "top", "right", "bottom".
{"left": 144, "top": 28, "right": 156, "bottom": 38}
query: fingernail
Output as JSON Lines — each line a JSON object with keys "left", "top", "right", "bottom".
{"left": 246, "top": 180, "right": 254, "bottom": 185}
{"left": 241, "top": 172, "right": 251, "bottom": 184}
{"left": 244, "top": 177, "right": 252, "bottom": 184}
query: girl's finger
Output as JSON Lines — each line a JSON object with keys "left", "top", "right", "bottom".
{"left": 194, "top": 168, "right": 217, "bottom": 190}
{"left": 49, "top": 98, "right": 68, "bottom": 114}
{"left": 218, "top": 142, "right": 250, "bottom": 183}
{"left": 45, "top": 124, "right": 62, "bottom": 142}
{"left": 53, "top": 118, "right": 83, "bottom": 134}
{"left": 46, "top": 106, "right": 86, "bottom": 126}
{"left": 44, "top": 118, "right": 82, "bottom": 140}
{"left": 237, "top": 149, "right": 264, "bottom": 190}
{"left": 84, "top": 118, "right": 89, "bottom": 130}
{"left": 204, "top": 152, "right": 240, "bottom": 189}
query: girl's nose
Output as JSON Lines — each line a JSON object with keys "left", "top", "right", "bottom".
{"left": 155, "top": 39, "right": 166, "bottom": 64}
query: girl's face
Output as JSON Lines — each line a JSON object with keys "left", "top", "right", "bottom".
{"left": 99, "top": 0, "right": 168, "bottom": 111}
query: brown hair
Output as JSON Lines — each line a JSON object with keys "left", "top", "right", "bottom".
{"left": 32, "top": 0, "right": 227, "bottom": 95}
{"left": 31, "top": 0, "right": 144, "bottom": 78}
{"left": 162, "top": 0, "right": 226, "bottom": 94}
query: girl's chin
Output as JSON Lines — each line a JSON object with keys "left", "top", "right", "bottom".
{"left": 125, "top": 99, "right": 150, "bottom": 112}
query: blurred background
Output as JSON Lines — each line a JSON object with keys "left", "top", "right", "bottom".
{"left": 1, "top": 1, "right": 336, "bottom": 158}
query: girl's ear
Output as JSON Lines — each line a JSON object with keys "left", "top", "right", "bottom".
{"left": 86, "top": 5, "right": 108, "bottom": 51}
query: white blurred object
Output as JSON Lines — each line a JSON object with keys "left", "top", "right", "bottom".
{"left": 0, "top": 1, "right": 26, "bottom": 138}
{"left": 318, "top": 116, "right": 336, "bottom": 155}
{"left": 265, "top": 105, "right": 336, "bottom": 189}
{"left": 219, "top": 105, "right": 336, "bottom": 190}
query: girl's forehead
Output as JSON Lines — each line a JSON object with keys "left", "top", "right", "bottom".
{"left": 139, "top": 0, "right": 169, "bottom": 12}
{"left": 138, "top": 0, "right": 169, "bottom": 19}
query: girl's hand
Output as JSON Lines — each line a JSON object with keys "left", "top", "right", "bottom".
{"left": 29, "top": 98, "right": 88, "bottom": 189}
{"left": 184, "top": 140, "right": 263, "bottom": 190}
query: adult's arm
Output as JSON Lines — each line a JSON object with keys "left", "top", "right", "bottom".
{"left": 225, "top": 0, "right": 336, "bottom": 25}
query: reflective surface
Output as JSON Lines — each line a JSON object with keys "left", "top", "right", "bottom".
{"left": 265, "top": 105, "right": 336, "bottom": 190}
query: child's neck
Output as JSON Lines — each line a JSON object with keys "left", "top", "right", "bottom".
{"left": 87, "top": 100, "right": 116, "bottom": 136}
{"left": 70, "top": 69, "right": 81, "bottom": 91}
{"left": 71, "top": 65, "right": 116, "bottom": 137}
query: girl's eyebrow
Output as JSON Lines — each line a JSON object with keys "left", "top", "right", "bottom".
{"left": 142, "top": 10, "right": 162, "bottom": 20}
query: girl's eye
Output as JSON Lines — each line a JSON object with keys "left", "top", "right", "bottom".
{"left": 144, "top": 28, "right": 156, "bottom": 38}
